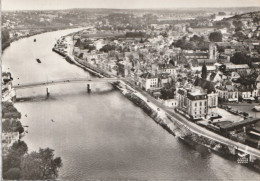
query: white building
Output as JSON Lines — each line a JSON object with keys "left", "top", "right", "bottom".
{"left": 177, "top": 87, "right": 208, "bottom": 120}
{"left": 139, "top": 72, "right": 159, "bottom": 91}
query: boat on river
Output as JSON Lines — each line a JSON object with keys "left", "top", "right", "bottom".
{"left": 36, "top": 59, "right": 41, "bottom": 63}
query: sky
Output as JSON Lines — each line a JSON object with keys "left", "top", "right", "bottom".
{"left": 2, "top": 0, "right": 260, "bottom": 10}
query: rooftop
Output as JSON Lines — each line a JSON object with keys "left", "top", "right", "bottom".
{"left": 219, "top": 118, "right": 260, "bottom": 131}
{"left": 140, "top": 72, "right": 157, "bottom": 79}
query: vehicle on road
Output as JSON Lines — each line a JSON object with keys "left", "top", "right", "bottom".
{"left": 253, "top": 105, "right": 260, "bottom": 112}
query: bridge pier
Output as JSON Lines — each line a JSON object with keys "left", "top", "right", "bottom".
{"left": 87, "top": 84, "right": 91, "bottom": 93}
{"left": 46, "top": 88, "right": 50, "bottom": 97}
{"left": 12, "top": 95, "right": 17, "bottom": 102}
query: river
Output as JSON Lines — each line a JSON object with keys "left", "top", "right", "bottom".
{"left": 2, "top": 28, "right": 260, "bottom": 180}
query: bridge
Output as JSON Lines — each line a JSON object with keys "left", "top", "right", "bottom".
{"left": 13, "top": 77, "right": 122, "bottom": 90}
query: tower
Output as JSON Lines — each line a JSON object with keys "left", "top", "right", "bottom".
{"left": 209, "top": 42, "right": 217, "bottom": 60}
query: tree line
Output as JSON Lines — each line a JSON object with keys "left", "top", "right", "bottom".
{"left": 3, "top": 141, "right": 62, "bottom": 180}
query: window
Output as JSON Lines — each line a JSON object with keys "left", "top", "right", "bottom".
{"left": 200, "top": 102, "right": 202, "bottom": 106}
{"left": 195, "top": 103, "right": 197, "bottom": 107}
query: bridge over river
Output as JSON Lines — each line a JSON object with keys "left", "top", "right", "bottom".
{"left": 12, "top": 77, "right": 122, "bottom": 90}
{"left": 13, "top": 76, "right": 260, "bottom": 159}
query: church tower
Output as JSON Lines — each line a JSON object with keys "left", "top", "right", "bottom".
{"left": 209, "top": 42, "right": 217, "bottom": 60}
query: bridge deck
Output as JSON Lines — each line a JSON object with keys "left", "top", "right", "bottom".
{"left": 13, "top": 78, "right": 121, "bottom": 89}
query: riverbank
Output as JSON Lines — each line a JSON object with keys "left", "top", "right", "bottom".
{"left": 115, "top": 84, "right": 260, "bottom": 172}
{"left": 52, "top": 36, "right": 107, "bottom": 78}
{"left": 2, "top": 26, "right": 83, "bottom": 52}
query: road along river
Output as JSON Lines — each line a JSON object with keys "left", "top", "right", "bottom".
{"left": 2, "top": 28, "right": 260, "bottom": 180}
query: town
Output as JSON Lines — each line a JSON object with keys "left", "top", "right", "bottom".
{"left": 52, "top": 9, "right": 260, "bottom": 149}
{"left": 2, "top": 6, "right": 260, "bottom": 180}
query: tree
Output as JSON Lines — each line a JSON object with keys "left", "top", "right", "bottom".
{"left": 11, "top": 140, "right": 28, "bottom": 156}
{"left": 3, "top": 150, "right": 22, "bottom": 174}
{"left": 232, "top": 20, "right": 243, "bottom": 30}
{"left": 209, "top": 31, "right": 222, "bottom": 42}
{"left": 2, "top": 119, "right": 24, "bottom": 134}
{"left": 233, "top": 31, "right": 247, "bottom": 39}
{"left": 2, "top": 29, "right": 10, "bottom": 44}
{"left": 4, "top": 168, "right": 21, "bottom": 180}
{"left": 230, "top": 52, "right": 252, "bottom": 66}
{"left": 21, "top": 148, "right": 62, "bottom": 180}
{"left": 160, "top": 87, "right": 176, "bottom": 100}
{"left": 201, "top": 63, "right": 207, "bottom": 79}
{"left": 173, "top": 35, "right": 208, "bottom": 50}
{"left": 74, "top": 38, "right": 81, "bottom": 47}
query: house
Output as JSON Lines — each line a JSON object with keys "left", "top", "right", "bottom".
{"left": 224, "top": 48, "right": 236, "bottom": 55}
{"left": 225, "top": 63, "right": 250, "bottom": 73}
{"left": 177, "top": 87, "right": 208, "bottom": 120}
{"left": 158, "top": 73, "right": 172, "bottom": 88}
{"left": 189, "top": 59, "right": 217, "bottom": 72}
{"left": 216, "top": 83, "right": 239, "bottom": 102}
{"left": 163, "top": 99, "right": 178, "bottom": 107}
{"left": 158, "top": 63, "right": 176, "bottom": 75}
{"left": 238, "top": 85, "right": 259, "bottom": 101}
{"left": 207, "top": 71, "right": 225, "bottom": 82}
{"left": 117, "top": 61, "right": 132, "bottom": 78}
{"left": 2, "top": 132, "right": 19, "bottom": 155}
{"left": 139, "top": 72, "right": 159, "bottom": 91}
{"left": 194, "top": 78, "right": 218, "bottom": 108}
{"left": 184, "top": 52, "right": 208, "bottom": 59}
{"left": 256, "top": 74, "right": 260, "bottom": 90}
{"left": 197, "top": 59, "right": 217, "bottom": 66}
{"left": 2, "top": 72, "right": 15, "bottom": 102}
{"left": 2, "top": 72, "right": 12, "bottom": 84}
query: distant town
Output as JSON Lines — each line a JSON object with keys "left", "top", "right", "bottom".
{"left": 2, "top": 7, "right": 260, "bottom": 180}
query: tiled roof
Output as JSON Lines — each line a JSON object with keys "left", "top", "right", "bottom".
{"left": 158, "top": 63, "right": 175, "bottom": 69}
{"left": 140, "top": 72, "right": 157, "bottom": 79}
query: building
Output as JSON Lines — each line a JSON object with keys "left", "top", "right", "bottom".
{"left": 256, "top": 74, "right": 260, "bottom": 90}
{"left": 2, "top": 132, "right": 19, "bottom": 155}
{"left": 225, "top": 63, "right": 250, "bottom": 73}
{"left": 117, "top": 61, "right": 131, "bottom": 78}
{"left": 158, "top": 63, "right": 176, "bottom": 75}
{"left": 216, "top": 82, "right": 239, "bottom": 102}
{"left": 163, "top": 99, "right": 178, "bottom": 107}
{"left": 194, "top": 77, "right": 218, "bottom": 107}
{"left": 184, "top": 52, "right": 208, "bottom": 59}
{"left": 139, "top": 72, "right": 159, "bottom": 91}
{"left": 209, "top": 42, "right": 218, "bottom": 60}
{"left": 177, "top": 87, "right": 208, "bottom": 120}
{"left": 218, "top": 118, "right": 260, "bottom": 137}
{"left": 2, "top": 72, "right": 15, "bottom": 102}
{"left": 238, "top": 86, "right": 259, "bottom": 101}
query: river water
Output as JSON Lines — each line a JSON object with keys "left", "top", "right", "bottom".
{"left": 2, "top": 28, "right": 260, "bottom": 180}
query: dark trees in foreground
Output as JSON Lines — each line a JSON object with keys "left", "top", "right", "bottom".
{"left": 3, "top": 145, "right": 62, "bottom": 180}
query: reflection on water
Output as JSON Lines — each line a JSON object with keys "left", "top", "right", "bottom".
{"left": 2, "top": 29, "right": 260, "bottom": 180}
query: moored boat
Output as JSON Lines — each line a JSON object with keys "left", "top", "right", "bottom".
{"left": 36, "top": 59, "right": 41, "bottom": 63}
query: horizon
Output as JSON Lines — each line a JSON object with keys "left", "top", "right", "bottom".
{"left": 2, "top": 6, "right": 260, "bottom": 12}
{"left": 2, "top": 0, "right": 260, "bottom": 11}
